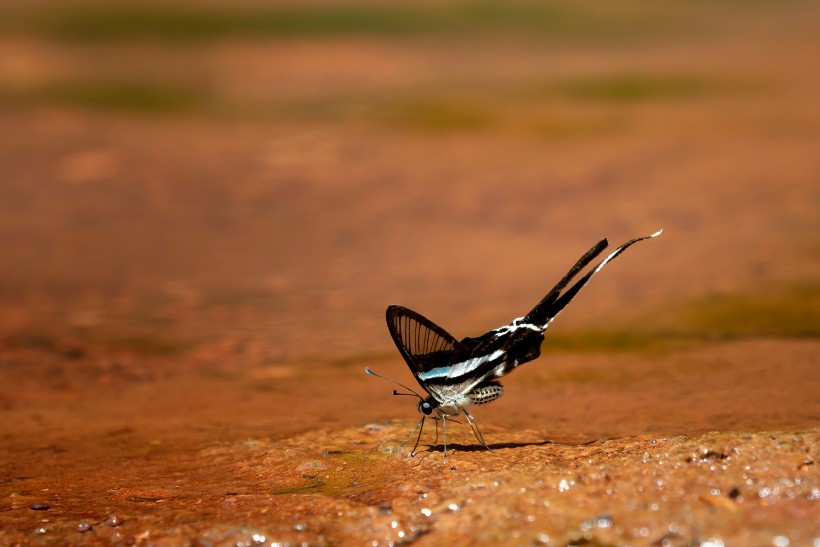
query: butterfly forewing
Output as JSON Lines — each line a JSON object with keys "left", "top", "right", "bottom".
{"left": 386, "top": 305, "right": 465, "bottom": 388}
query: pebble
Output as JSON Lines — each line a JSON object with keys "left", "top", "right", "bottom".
{"left": 30, "top": 502, "right": 50, "bottom": 511}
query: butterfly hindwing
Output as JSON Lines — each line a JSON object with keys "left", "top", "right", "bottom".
{"left": 525, "top": 231, "right": 661, "bottom": 326}
{"left": 523, "top": 238, "right": 608, "bottom": 326}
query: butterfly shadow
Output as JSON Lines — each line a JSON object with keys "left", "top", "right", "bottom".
{"left": 425, "top": 438, "right": 599, "bottom": 453}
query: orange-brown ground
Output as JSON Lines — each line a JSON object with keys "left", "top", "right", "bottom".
{"left": 1, "top": 1, "right": 819, "bottom": 545}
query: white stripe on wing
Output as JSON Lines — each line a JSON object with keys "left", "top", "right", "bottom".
{"left": 418, "top": 349, "right": 506, "bottom": 381}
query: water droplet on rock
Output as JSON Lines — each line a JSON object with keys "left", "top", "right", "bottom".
{"left": 30, "top": 502, "right": 50, "bottom": 511}
{"left": 76, "top": 521, "right": 92, "bottom": 533}
{"left": 104, "top": 514, "right": 123, "bottom": 527}
{"left": 380, "top": 441, "right": 402, "bottom": 455}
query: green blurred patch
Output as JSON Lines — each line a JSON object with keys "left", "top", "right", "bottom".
{"left": 271, "top": 450, "right": 389, "bottom": 496}
{"left": 3, "top": 330, "right": 187, "bottom": 356}
{"left": 539, "top": 283, "right": 819, "bottom": 355}
{"left": 536, "top": 355, "right": 732, "bottom": 386}
{"left": 0, "top": 73, "right": 757, "bottom": 123}
{"left": 2, "top": 2, "right": 676, "bottom": 43}
{"left": 6, "top": 81, "right": 206, "bottom": 114}
{"left": 273, "top": 96, "right": 495, "bottom": 131}
{"left": 682, "top": 283, "right": 820, "bottom": 338}
{"left": 541, "top": 330, "right": 686, "bottom": 354}
{"left": 376, "top": 99, "right": 495, "bottom": 131}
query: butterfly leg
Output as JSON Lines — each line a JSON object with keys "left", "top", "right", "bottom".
{"left": 463, "top": 409, "right": 491, "bottom": 451}
{"left": 402, "top": 416, "right": 426, "bottom": 457}
{"left": 441, "top": 414, "right": 448, "bottom": 462}
{"left": 400, "top": 416, "right": 422, "bottom": 447}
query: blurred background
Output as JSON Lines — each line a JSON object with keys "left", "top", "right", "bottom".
{"left": 0, "top": 0, "right": 818, "bottom": 443}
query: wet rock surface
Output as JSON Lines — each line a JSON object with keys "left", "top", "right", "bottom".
{"left": 2, "top": 423, "right": 817, "bottom": 546}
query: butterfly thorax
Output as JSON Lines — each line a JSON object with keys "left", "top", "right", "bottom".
{"left": 419, "top": 395, "right": 464, "bottom": 417}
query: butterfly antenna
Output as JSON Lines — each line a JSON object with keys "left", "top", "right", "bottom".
{"left": 365, "top": 367, "right": 424, "bottom": 400}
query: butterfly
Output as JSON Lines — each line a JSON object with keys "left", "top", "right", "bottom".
{"left": 366, "top": 230, "right": 662, "bottom": 460}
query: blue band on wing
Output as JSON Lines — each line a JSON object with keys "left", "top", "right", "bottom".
{"left": 418, "top": 366, "right": 452, "bottom": 380}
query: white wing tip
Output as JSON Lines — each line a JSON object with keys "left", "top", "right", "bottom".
{"left": 650, "top": 229, "right": 663, "bottom": 238}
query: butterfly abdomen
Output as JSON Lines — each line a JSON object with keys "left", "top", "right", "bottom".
{"left": 468, "top": 382, "right": 504, "bottom": 405}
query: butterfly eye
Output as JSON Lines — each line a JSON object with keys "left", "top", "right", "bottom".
{"left": 418, "top": 401, "right": 434, "bottom": 415}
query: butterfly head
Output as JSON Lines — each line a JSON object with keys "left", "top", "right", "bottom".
{"left": 418, "top": 398, "right": 437, "bottom": 416}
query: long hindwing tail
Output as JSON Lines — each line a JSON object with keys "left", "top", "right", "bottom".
{"left": 525, "top": 231, "right": 662, "bottom": 326}
{"left": 386, "top": 305, "right": 465, "bottom": 386}
{"left": 523, "top": 238, "right": 608, "bottom": 326}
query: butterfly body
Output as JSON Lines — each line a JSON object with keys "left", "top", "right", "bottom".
{"left": 417, "top": 379, "right": 503, "bottom": 422}
{"left": 369, "top": 230, "right": 662, "bottom": 459}
{"left": 467, "top": 382, "right": 504, "bottom": 405}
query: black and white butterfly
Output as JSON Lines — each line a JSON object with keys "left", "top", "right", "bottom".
{"left": 366, "top": 230, "right": 662, "bottom": 459}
